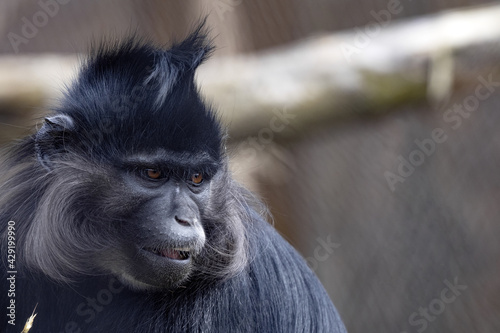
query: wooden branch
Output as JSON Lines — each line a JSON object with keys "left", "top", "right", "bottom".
{"left": 1, "top": 4, "right": 500, "bottom": 141}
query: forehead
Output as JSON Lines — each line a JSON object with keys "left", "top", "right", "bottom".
{"left": 123, "top": 149, "right": 217, "bottom": 167}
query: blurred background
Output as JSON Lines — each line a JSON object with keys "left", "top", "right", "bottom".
{"left": 1, "top": 1, "right": 500, "bottom": 332}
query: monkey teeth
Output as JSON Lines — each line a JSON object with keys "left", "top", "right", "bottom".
{"left": 147, "top": 248, "right": 190, "bottom": 260}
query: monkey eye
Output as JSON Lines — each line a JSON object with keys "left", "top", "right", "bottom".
{"left": 143, "top": 168, "right": 164, "bottom": 180}
{"left": 190, "top": 173, "right": 203, "bottom": 185}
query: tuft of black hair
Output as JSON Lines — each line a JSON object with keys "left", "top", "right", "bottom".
{"left": 57, "top": 22, "right": 220, "bottom": 166}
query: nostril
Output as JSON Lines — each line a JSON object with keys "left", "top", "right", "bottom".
{"left": 175, "top": 215, "right": 191, "bottom": 226}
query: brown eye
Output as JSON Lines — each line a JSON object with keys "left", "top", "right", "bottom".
{"left": 146, "top": 169, "right": 162, "bottom": 179}
{"left": 191, "top": 173, "right": 203, "bottom": 184}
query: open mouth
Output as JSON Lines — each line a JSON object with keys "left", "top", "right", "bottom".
{"left": 145, "top": 247, "right": 191, "bottom": 261}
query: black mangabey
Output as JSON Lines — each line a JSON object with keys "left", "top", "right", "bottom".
{"left": 0, "top": 24, "right": 347, "bottom": 332}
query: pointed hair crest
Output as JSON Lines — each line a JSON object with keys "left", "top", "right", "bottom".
{"left": 82, "top": 21, "right": 214, "bottom": 110}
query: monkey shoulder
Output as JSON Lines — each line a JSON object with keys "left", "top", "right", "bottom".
{"left": 229, "top": 216, "right": 347, "bottom": 332}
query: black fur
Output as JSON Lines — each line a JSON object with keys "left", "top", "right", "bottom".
{"left": 0, "top": 25, "right": 347, "bottom": 333}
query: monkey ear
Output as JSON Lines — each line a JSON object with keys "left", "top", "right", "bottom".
{"left": 35, "top": 114, "right": 75, "bottom": 171}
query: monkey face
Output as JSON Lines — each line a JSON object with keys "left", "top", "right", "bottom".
{"left": 90, "top": 150, "right": 220, "bottom": 291}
